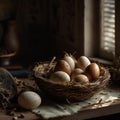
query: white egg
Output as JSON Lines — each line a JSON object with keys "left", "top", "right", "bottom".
{"left": 50, "top": 71, "right": 70, "bottom": 84}
{"left": 64, "top": 56, "right": 75, "bottom": 71}
{"left": 76, "top": 56, "right": 91, "bottom": 71}
{"left": 18, "top": 91, "right": 42, "bottom": 110}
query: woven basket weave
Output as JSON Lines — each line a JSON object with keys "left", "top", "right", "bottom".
{"left": 33, "top": 62, "right": 110, "bottom": 102}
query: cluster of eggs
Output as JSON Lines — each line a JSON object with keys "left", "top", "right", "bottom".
{"left": 17, "top": 55, "right": 101, "bottom": 110}
{"left": 49, "top": 55, "right": 100, "bottom": 85}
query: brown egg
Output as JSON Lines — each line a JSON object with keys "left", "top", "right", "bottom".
{"left": 73, "top": 74, "right": 89, "bottom": 85}
{"left": 85, "top": 63, "right": 100, "bottom": 81}
{"left": 54, "top": 59, "right": 72, "bottom": 75}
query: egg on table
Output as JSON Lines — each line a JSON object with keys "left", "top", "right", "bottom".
{"left": 18, "top": 91, "right": 42, "bottom": 110}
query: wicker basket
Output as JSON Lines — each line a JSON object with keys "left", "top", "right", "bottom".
{"left": 33, "top": 62, "right": 110, "bottom": 102}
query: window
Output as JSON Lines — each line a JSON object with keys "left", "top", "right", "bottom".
{"left": 100, "top": 0, "right": 115, "bottom": 59}
{"left": 84, "top": 0, "right": 115, "bottom": 61}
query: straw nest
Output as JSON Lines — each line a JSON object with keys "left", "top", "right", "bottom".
{"left": 32, "top": 60, "right": 110, "bottom": 102}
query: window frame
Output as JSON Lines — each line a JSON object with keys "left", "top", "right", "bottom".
{"left": 84, "top": 0, "right": 100, "bottom": 58}
{"left": 84, "top": 0, "right": 118, "bottom": 61}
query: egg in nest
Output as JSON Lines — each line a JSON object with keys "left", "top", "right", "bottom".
{"left": 85, "top": 62, "right": 100, "bottom": 81}
{"left": 73, "top": 74, "right": 89, "bottom": 85}
{"left": 54, "top": 59, "right": 72, "bottom": 75}
{"left": 50, "top": 71, "right": 70, "bottom": 84}
{"left": 76, "top": 56, "right": 91, "bottom": 71}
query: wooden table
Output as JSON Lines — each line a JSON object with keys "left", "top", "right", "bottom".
{"left": 0, "top": 100, "right": 120, "bottom": 120}
{"left": 0, "top": 77, "right": 120, "bottom": 120}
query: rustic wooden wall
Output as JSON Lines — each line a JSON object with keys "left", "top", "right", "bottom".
{"left": 15, "top": 0, "right": 84, "bottom": 66}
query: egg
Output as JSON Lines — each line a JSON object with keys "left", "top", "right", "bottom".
{"left": 76, "top": 56, "right": 91, "bottom": 71}
{"left": 64, "top": 56, "right": 75, "bottom": 71}
{"left": 18, "top": 91, "right": 42, "bottom": 110}
{"left": 54, "top": 59, "right": 72, "bottom": 75}
{"left": 85, "top": 63, "right": 100, "bottom": 81}
{"left": 50, "top": 71, "right": 70, "bottom": 84}
{"left": 73, "top": 74, "right": 89, "bottom": 85}
{"left": 71, "top": 68, "right": 84, "bottom": 79}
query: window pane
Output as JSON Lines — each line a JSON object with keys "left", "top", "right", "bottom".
{"left": 101, "top": 0, "right": 115, "bottom": 58}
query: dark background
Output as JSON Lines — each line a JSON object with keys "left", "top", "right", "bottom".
{"left": 0, "top": 0, "right": 119, "bottom": 119}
